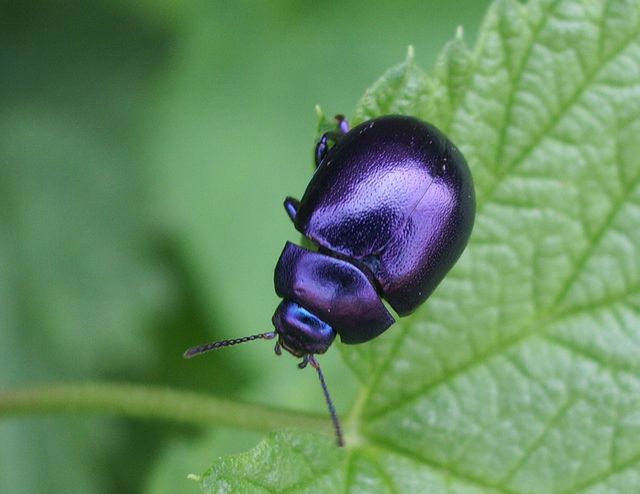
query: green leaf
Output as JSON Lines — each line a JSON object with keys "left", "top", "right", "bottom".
{"left": 201, "top": 432, "right": 344, "bottom": 493}
{"left": 353, "top": 46, "right": 431, "bottom": 124}
{"left": 201, "top": 0, "right": 640, "bottom": 492}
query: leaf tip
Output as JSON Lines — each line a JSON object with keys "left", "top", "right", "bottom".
{"left": 455, "top": 25, "right": 464, "bottom": 40}
{"left": 406, "top": 44, "right": 415, "bottom": 61}
{"left": 187, "top": 473, "right": 202, "bottom": 482}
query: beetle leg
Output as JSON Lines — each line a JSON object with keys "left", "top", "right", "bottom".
{"left": 314, "top": 134, "right": 330, "bottom": 167}
{"left": 314, "top": 114, "right": 350, "bottom": 167}
{"left": 298, "top": 354, "right": 310, "bottom": 369}
{"left": 284, "top": 197, "right": 300, "bottom": 222}
{"left": 335, "top": 114, "right": 349, "bottom": 134}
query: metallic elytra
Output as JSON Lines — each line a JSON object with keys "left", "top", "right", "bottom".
{"left": 184, "top": 114, "right": 475, "bottom": 447}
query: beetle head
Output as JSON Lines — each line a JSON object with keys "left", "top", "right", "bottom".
{"left": 271, "top": 300, "right": 336, "bottom": 358}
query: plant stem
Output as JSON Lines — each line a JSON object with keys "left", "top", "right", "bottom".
{"left": 0, "top": 382, "right": 331, "bottom": 434}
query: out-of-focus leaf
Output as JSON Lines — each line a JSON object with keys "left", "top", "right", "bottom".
{"left": 0, "top": 4, "right": 174, "bottom": 493}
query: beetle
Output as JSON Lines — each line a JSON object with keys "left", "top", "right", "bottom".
{"left": 184, "top": 114, "right": 475, "bottom": 446}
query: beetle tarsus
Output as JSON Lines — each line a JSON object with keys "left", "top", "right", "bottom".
{"left": 297, "top": 355, "right": 310, "bottom": 369}
{"left": 334, "top": 114, "right": 349, "bottom": 134}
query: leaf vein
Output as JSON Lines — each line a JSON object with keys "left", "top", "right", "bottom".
{"left": 366, "top": 452, "right": 401, "bottom": 494}
{"left": 491, "top": 0, "right": 563, "bottom": 194}
{"left": 543, "top": 334, "right": 639, "bottom": 375}
{"left": 562, "top": 449, "right": 640, "bottom": 494}
{"left": 553, "top": 285, "right": 640, "bottom": 322}
{"left": 368, "top": 436, "right": 512, "bottom": 494}
{"left": 499, "top": 395, "right": 581, "bottom": 486}
{"left": 549, "top": 145, "right": 640, "bottom": 311}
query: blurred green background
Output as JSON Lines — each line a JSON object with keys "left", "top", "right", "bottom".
{"left": 1, "top": 1, "right": 491, "bottom": 492}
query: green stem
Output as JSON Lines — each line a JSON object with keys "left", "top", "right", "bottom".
{"left": 0, "top": 382, "right": 331, "bottom": 434}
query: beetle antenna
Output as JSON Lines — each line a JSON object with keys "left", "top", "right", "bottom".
{"left": 183, "top": 331, "right": 276, "bottom": 359}
{"left": 308, "top": 355, "right": 344, "bottom": 447}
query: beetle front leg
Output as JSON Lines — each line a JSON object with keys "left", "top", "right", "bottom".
{"left": 314, "top": 114, "right": 350, "bottom": 167}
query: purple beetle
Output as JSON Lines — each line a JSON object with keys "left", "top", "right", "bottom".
{"left": 184, "top": 115, "right": 475, "bottom": 446}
